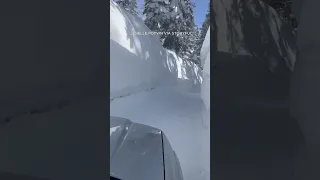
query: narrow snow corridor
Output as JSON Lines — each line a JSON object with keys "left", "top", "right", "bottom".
{"left": 110, "top": 1, "right": 210, "bottom": 179}
{"left": 110, "top": 85, "right": 209, "bottom": 180}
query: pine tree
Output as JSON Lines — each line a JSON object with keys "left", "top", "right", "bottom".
{"left": 178, "top": 26, "right": 200, "bottom": 63}
{"left": 116, "top": 0, "right": 138, "bottom": 15}
{"left": 163, "top": 0, "right": 196, "bottom": 54}
{"left": 198, "top": 11, "right": 209, "bottom": 46}
{"left": 182, "top": 0, "right": 195, "bottom": 29}
{"left": 162, "top": 2, "right": 184, "bottom": 53}
{"left": 143, "top": 0, "right": 170, "bottom": 33}
{"left": 188, "top": 26, "right": 201, "bottom": 64}
{"left": 177, "top": 0, "right": 197, "bottom": 60}
{"left": 143, "top": 0, "right": 198, "bottom": 56}
{"left": 143, "top": 0, "right": 183, "bottom": 51}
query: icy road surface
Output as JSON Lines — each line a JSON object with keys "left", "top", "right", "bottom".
{"left": 110, "top": 84, "right": 210, "bottom": 180}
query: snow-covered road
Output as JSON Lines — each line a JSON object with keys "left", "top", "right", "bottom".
{"left": 110, "top": 84, "right": 210, "bottom": 180}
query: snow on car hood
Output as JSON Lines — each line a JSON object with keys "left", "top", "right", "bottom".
{"left": 110, "top": 117, "right": 164, "bottom": 180}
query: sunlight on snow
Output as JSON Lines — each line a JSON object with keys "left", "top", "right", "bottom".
{"left": 110, "top": 126, "right": 121, "bottom": 136}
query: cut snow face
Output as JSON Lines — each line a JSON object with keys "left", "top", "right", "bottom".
{"left": 110, "top": 0, "right": 173, "bottom": 99}
{"left": 200, "top": 28, "right": 210, "bottom": 111}
{"left": 199, "top": 28, "right": 210, "bottom": 180}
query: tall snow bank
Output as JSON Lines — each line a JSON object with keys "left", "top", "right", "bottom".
{"left": 165, "top": 49, "right": 202, "bottom": 92}
{"left": 200, "top": 28, "right": 210, "bottom": 128}
{"left": 110, "top": 1, "right": 175, "bottom": 99}
{"left": 200, "top": 28, "right": 210, "bottom": 111}
{"left": 110, "top": 1, "right": 202, "bottom": 98}
{"left": 200, "top": 28, "right": 210, "bottom": 180}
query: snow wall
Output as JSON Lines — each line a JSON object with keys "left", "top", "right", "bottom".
{"left": 110, "top": 0, "right": 202, "bottom": 99}
{"left": 201, "top": 28, "right": 210, "bottom": 112}
{"left": 212, "top": 0, "right": 297, "bottom": 103}
{"left": 200, "top": 28, "right": 210, "bottom": 180}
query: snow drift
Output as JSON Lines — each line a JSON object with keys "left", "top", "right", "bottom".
{"left": 110, "top": 0, "right": 202, "bottom": 99}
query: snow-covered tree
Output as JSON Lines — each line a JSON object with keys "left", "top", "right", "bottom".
{"left": 182, "top": 0, "right": 195, "bottom": 29}
{"left": 143, "top": 0, "right": 182, "bottom": 52}
{"left": 162, "top": 3, "right": 185, "bottom": 53}
{"left": 162, "top": 0, "right": 197, "bottom": 54}
{"left": 188, "top": 26, "right": 201, "bottom": 64}
{"left": 178, "top": 25, "right": 200, "bottom": 63}
{"left": 143, "top": 0, "right": 199, "bottom": 56}
{"left": 143, "top": 0, "right": 170, "bottom": 33}
{"left": 175, "top": 0, "right": 200, "bottom": 62}
{"left": 116, "top": 0, "right": 138, "bottom": 15}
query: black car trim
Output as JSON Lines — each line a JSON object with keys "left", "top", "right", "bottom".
{"left": 110, "top": 176, "right": 121, "bottom": 180}
{"left": 161, "top": 131, "right": 166, "bottom": 180}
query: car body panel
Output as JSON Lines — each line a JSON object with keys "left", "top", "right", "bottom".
{"left": 110, "top": 117, "right": 164, "bottom": 180}
{"left": 162, "top": 134, "right": 184, "bottom": 180}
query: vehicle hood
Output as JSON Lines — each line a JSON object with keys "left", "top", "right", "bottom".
{"left": 110, "top": 117, "right": 164, "bottom": 180}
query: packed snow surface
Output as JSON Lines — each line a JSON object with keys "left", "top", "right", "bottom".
{"left": 111, "top": 86, "right": 209, "bottom": 180}
{"left": 110, "top": 1, "right": 209, "bottom": 180}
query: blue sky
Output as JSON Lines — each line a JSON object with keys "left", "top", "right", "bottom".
{"left": 136, "top": 0, "right": 209, "bottom": 28}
